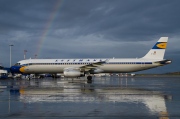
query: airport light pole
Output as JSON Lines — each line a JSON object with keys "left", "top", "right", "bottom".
{"left": 24, "top": 50, "right": 27, "bottom": 59}
{"left": 9, "top": 44, "right": 13, "bottom": 67}
{"left": 35, "top": 54, "right": 37, "bottom": 59}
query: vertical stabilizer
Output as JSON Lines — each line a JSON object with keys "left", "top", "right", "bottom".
{"left": 142, "top": 37, "right": 168, "bottom": 59}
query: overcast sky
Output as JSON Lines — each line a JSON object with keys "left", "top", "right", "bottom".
{"left": 0, "top": 0, "right": 180, "bottom": 73}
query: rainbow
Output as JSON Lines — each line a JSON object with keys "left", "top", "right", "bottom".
{"left": 36, "top": 0, "right": 64, "bottom": 58}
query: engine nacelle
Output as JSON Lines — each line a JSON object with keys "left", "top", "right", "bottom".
{"left": 63, "top": 68, "right": 84, "bottom": 78}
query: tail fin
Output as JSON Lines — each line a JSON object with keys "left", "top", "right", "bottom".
{"left": 142, "top": 37, "right": 168, "bottom": 59}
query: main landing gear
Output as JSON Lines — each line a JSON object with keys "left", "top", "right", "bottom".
{"left": 87, "top": 76, "right": 92, "bottom": 83}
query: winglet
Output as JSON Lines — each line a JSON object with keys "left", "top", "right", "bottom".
{"left": 142, "top": 37, "right": 168, "bottom": 59}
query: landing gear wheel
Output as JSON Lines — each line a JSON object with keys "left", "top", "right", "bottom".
{"left": 87, "top": 76, "right": 92, "bottom": 83}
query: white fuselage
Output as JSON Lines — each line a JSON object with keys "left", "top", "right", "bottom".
{"left": 17, "top": 58, "right": 163, "bottom": 74}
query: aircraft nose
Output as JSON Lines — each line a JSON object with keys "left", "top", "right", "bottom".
{"left": 10, "top": 66, "right": 21, "bottom": 73}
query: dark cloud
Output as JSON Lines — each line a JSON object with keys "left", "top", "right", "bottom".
{"left": 0, "top": 0, "right": 179, "bottom": 73}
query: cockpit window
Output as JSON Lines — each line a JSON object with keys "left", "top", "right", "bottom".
{"left": 14, "top": 63, "right": 21, "bottom": 66}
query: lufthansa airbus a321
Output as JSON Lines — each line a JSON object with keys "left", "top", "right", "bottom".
{"left": 10, "top": 37, "right": 171, "bottom": 81}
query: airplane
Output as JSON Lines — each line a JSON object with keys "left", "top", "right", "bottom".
{"left": 10, "top": 37, "right": 171, "bottom": 81}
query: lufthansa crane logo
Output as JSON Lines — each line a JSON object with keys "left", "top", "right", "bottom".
{"left": 156, "top": 42, "right": 167, "bottom": 49}
{"left": 153, "top": 42, "right": 167, "bottom": 49}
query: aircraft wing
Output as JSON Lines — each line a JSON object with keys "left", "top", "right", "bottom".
{"left": 79, "top": 60, "right": 107, "bottom": 71}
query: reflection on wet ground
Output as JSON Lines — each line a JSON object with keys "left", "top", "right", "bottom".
{"left": 0, "top": 76, "right": 180, "bottom": 119}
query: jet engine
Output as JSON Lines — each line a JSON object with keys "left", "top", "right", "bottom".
{"left": 63, "top": 68, "right": 84, "bottom": 77}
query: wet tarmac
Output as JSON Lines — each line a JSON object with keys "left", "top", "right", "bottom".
{"left": 0, "top": 76, "right": 180, "bottom": 119}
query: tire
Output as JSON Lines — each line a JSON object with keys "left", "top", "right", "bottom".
{"left": 87, "top": 76, "right": 92, "bottom": 83}
{"left": 87, "top": 76, "right": 92, "bottom": 80}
